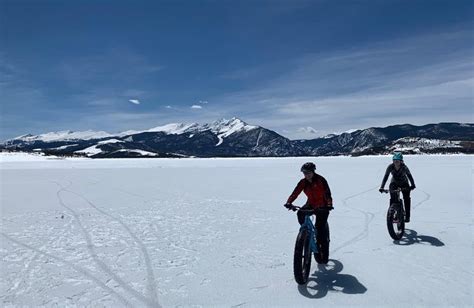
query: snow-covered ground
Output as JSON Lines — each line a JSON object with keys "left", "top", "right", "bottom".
{"left": 1, "top": 154, "right": 472, "bottom": 307}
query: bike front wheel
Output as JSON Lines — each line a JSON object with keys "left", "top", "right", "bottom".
{"left": 293, "top": 229, "right": 312, "bottom": 284}
{"left": 387, "top": 203, "right": 405, "bottom": 240}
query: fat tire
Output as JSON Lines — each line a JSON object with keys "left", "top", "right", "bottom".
{"left": 293, "top": 229, "right": 311, "bottom": 284}
{"left": 387, "top": 203, "right": 405, "bottom": 240}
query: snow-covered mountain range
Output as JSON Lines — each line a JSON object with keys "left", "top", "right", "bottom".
{"left": 2, "top": 118, "right": 473, "bottom": 158}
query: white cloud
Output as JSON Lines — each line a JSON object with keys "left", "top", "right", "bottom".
{"left": 191, "top": 105, "right": 203, "bottom": 109}
{"left": 199, "top": 100, "right": 209, "bottom": 104}
{"left": 129, "top": 99, "right": 141, "bottom": 105}
{"left": 165, "top": 105, "right": 172, "bottom": 109}
{"left": 297, "top": 127, "right": 318, "bottom": 134}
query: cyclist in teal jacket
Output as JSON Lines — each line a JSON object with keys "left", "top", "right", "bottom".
{"left": 379, "top": 152, "right": 416, "bottom": 222}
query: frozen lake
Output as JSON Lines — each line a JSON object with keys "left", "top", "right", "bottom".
{"left": 1, "top": 154, "right": 472, "bottom": 307}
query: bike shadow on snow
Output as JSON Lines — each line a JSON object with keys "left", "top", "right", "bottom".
{"left": 297, "top": 259, "right": 367, "bottom": 299}
{"left": 394, "top": 229, "right": 445, "bottom": 247}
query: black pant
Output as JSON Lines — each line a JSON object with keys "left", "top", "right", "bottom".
{"left": 297, "top": 204, "right": 330, "bottom": 245}
{"left": 389, "top": 182, "right": 411, "bottom": 219}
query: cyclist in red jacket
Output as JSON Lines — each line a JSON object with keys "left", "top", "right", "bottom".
{"left": 284, "top": 162, "right": 333, "bottom": 262}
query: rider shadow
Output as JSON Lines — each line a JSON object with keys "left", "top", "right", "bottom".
{"left": 297, "top": 259, "right": 367, "bottom": 299}
{"left": 394, "top": 229, "right": 445, "bottom": 247}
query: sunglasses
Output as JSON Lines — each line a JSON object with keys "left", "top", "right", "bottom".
{"left": 302, "top": 171, "right": 312, "bottom": 175}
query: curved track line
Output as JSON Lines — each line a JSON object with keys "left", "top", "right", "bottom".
{"left": 332, "top": 187, "right": 430, "bottom": 255}
{"left": 330, "top": 186, "right": 378, "bottom": 255}
{"left": 413, "top": 189, "right": 431, "bottom": 209}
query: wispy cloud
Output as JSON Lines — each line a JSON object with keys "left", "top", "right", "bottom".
{"left": 123, "top": 89, "right": 147, "bottom": 97}
{"left": 57, "top": 47, "right": 163, "bottom": 89}
{"left": 212, "top": 29, "right": 474, "bottom": 139}
{"left": 191, "top": 105, "right": 203, "bottom": 109}
{"left": 220, "top": 67, "right": 262, "bottom": 80}
{"left": 297, "top": 127, "right": 318, "bottom": 134}
{"left": 292, "top": 126, "right": 319, "bottom": 139}
{"left": 0, "top": 53, "right": 49, "bottom": 117}
{"left": 129, "top": 99, "right": 141, "bottom": 105}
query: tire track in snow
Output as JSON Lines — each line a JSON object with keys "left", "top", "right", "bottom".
{"left": 330, "top": 186, "right": 378, "bottom": 255}
{"left": 53, "top": 182, "right": 159, "bottom": 307}
{"left": 331, "top": 187, "right": 430, "bottom": 255}
{"left": 58, "top": 184, "right": 161, "bottom": 307}
{"left": 413, "top": 189, "right": 431, "bottom": 209}
{"left": 0, "top": 232, "right": 133, "bottom": 307}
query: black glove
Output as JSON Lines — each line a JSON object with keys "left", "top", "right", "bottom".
{"left": 410, "top": 185, "right": 416, "bottom": 190}
{"left": 379, "top": 188, "right": 385, "bottom": 193}
{"left": 284, "top": 203, "right": 294, "bottom": 211}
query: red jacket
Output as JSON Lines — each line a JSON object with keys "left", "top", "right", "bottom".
{"left": 287, "top": 174, "right": 333, "bottom": 209}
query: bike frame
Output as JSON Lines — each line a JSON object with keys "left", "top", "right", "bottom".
{"left": 382, "top": 188, "right": 409, "bottom": 213}
{"left": 292, "top": 206, "right": 333, "bottom": 253}
{"left": 300, "top": 214, "right": 318, "bottom": 253}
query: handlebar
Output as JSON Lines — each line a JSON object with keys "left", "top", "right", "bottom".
{"left": 287, "top": 205, "right": 334, "bottom": 213}
{"left": 380, "top": 188, "right": 412, "bottom": 194}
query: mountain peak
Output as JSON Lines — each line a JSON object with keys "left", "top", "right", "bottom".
{"left": 147, "top": 123, "right": 199, "bottom": 135}
{"left": 207, "top": 117, "right": 245, "bottom": 128}
{"left": 207, "top": 117, "right": 256, "bottom": 133}
{"left": 144, "top": 117, "right": 257, "bottom": 138}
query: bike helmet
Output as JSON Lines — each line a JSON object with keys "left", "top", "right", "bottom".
{"left": 300, "top": 162, "right": 316, "bottom": 173}
{"left": 392, "top": 152, "right": 403, "bottom": 161}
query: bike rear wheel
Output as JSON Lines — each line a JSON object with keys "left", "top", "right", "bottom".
{"left": 387, "top": 203, "right": 405, "bottom": 240}
{"left": 293, "top": 229, "right": 312, "bottom": 284}
{"left": 315, "top": 222, "right": 330, "bottom": 264}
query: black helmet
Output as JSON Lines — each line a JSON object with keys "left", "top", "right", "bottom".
{"left": 300, "top": 162, "right": 316, "bottom": 173}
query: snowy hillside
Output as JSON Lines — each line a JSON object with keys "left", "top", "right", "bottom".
{"left": 7, "top": 118, "right": 257, "bottom": 145}
{"left": 11, "top": 130, "right": 114, "bottom": 142}
{"left": 388, "top": 137, "right": 462, "bottom": 153}
{"left": 1, "top": 155, "right": 472, "bottom": 307}
{"left": 3, "top": 121, "right": 472, "bottom": 158}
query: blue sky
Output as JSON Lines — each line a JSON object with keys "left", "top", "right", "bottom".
{"left": 1, "top": 0, "right": 473, "bottom": 140}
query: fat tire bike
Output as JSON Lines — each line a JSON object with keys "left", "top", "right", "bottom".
{"left": 381, "top": 188, "right": 411, "bottom": 240}
{"left": 288, "top": 205, "right": 333, "bottom": 285}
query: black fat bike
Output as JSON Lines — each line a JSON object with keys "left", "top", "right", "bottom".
{"left": 381, "top": 188, "right": 411, "bottom": 240}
